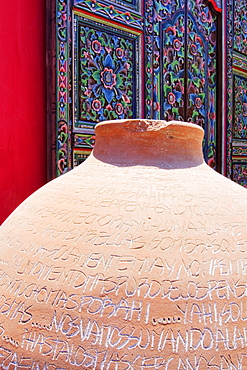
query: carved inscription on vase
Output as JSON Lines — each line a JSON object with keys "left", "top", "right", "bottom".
{"left": 0, "top": 163, "right": 247, "bottom": 369}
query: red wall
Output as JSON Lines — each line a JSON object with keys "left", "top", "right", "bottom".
{"left": 0, "top": 1, "right": 47, "bottom": 224}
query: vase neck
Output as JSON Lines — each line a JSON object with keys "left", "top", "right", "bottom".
{"left": 92, "top": 119, "right": 204, "bottom": 168}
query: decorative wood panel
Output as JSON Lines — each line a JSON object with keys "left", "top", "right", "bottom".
{"left": 233, "top": 75, "right": 247, "bottom": 139}
{"left": 73, "top": 13, "right": 140, "bottom": 125}
{"left": 72, "top": 12, "right": 142, "bottom": 166}
{"left": 233, "top": 2, "right": 247, "bottom": 55}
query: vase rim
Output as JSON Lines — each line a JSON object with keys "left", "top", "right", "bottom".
{"left": 95, "top": 119, "right": 204, "bottom": 135}
{"left": 92, "top": 119, "right": 205, "bottom": 168}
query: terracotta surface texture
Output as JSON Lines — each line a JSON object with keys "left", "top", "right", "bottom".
{"left": 0, "top": 119, "right": 247, "bottom": 369}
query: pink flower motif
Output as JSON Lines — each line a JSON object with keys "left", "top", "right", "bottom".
{"left": 190, "top": 44, "right": 197, "bottom": 56}
{"left": 166, "top": 25, "right": 176, "bottom": 35}
{"left": 92, "top": 99, "right": 102, "bottom": 111}
{"left": 115, "top": 103, "right": 124, "bottom": 115}
{"left": 195, "top": 97, "right": 202, "bottom": 109}
{"left": 167, "top": 92, "right": 176, "bottom": 105}
{"left": 173, "top": 39, "right": 181, "bottom": 51}
{"left": 201, "top": 12, "right": 207, "bottom": 22}
{"left": 116, "top": 48, "right": 124, "bottom": 59}
{"left": 92, "top": 40, "right": 102, "bottom": 53}
{"left": 100, "top": 68, "right": 116, "bottom": 89}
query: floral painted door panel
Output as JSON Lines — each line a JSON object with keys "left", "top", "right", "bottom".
{"left": 77, "top": 26, "right": 137, "bottom": 125}
{"left": 72, "top": 9, "right": 142, "bottom": 168}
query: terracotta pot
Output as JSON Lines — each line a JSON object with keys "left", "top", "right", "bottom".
{"left": 0, "top": 119, "right": 247, "bottom": 369}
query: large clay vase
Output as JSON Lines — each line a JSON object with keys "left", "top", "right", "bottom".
{"left": 1, "top": 119, "right": 247, "bottom": 369}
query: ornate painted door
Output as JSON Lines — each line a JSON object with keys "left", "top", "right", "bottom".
{"left": 50, "top": 0, "right": 222, "bottom": 177}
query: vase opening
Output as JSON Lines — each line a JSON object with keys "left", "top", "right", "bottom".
{"left": 92, "top": 119, "right": 205, "bottom": 169}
